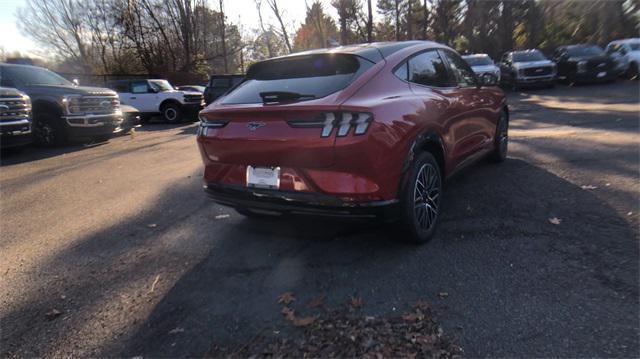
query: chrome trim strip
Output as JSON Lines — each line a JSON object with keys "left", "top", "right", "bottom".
{"left": 0, "top": 119, "right": 31, "bottom": 126}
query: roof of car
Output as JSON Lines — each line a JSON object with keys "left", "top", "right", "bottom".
{"left": 462, "top": 53, "right": 490, "bottom": 58}
{"left": 510, "top": 49, "right": 542, "bottom": 54}
{"left": 608, "top": 38, "right": 640, "bottom": 44}
{"left": 272, "top": 41, "right": 446, "bottom": 63}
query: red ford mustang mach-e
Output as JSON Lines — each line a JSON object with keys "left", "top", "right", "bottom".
{"left": 197, "top": 41, "right": 508, "bottom": 243}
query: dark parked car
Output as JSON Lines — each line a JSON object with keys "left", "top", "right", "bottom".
{"left": 203, "top": 74, "right": 243, "bottom": 105}
{"left": 0, "top": 63, "right": 121, "bottom": 145}
{"left": 197, "top": 41, "right": 508, "bottom": 243}
{"left": 499, "top": 49, "right": 556, "bottom": 89}
{"left": 552, "top": 45, "right": 617, "bottom": 84}
{"left": 176, "top": 85, "right": 205, "bottom": 93}
{"left": 0, "top": 87, "right": 32, "bottom": 148}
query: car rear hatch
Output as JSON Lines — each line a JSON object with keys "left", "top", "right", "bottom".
{"left": 199, "top": 53, "right": 374, "bottom": 169}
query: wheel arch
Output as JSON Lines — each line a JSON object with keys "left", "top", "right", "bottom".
{"left": 398, "top": 129, "right": 447, "bottom": 198}
{"left": 32, "top": 99, "right": 63, "bottom": 119}
{"left": 159, "top": 99, "right": 182, "bottom": 111}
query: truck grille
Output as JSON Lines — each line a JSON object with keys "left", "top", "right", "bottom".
{"left": 68, "top": 95, "right": 120, "bottom": 115}
{"left": 0, "top": 96, "right": 31, "bottom": 123}
{"left": 523, "top": 66, "right": 553, "bottom": 76}
{"left": 184, "top": 94, "right": 204, "bottom": 103}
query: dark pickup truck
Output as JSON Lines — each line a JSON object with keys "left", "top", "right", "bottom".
{"left": 0, "top": 87, "right": 32, "bottom": 148}
{"left": 204, "top": 74, "right": 243, "bottom": 105}
{"left": 0, "top": 63, "right": 123, "bottom": 145}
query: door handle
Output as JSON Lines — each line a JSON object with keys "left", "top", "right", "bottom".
{"left": 130, "top": 97, "right": 137, "bottom": 99}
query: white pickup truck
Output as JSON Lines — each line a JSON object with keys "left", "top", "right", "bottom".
{"left": 106, "top": 79, "right": 205, "bottom": 123}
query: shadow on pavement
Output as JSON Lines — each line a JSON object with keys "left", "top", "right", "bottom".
{"left": 104, "top": 159, "right": 637, "bottom": 357}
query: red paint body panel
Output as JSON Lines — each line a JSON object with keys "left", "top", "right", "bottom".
{"left": 197, "top": 42, "right": 506, "bottom": 204}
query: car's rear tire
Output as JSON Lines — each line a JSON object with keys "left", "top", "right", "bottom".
{"left": 490, "top": 109, "right": 509, "bottom": 163}
{"left": 161, "top": 103, "right": 183, "bottom": 123}
{"left": 399, "top": 152, "right": 442, "bottom": 244}
{"left": 32, "top": 112, "right": 67, "bottom": 146}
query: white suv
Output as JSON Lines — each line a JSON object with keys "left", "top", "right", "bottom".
{"left": 107, "top": 79, "right": 205, "bottom": 123}
{"left": 605, "top": 38, "right": 640, "bottom": 79}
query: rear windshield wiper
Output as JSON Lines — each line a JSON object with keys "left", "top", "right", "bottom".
{"left": 259, "top": 91, "right": 316, "bottom": 103}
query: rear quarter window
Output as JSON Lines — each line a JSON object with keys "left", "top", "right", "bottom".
{"left": 222, "top": 54, "right": 373, "bottom": 104}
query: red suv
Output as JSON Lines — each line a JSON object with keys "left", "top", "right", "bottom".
{"left": 197, "top": 41, "right": 508, "bottom": 243}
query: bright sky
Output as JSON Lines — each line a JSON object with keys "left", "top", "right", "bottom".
{"left": 0, "top": 0, "right": 381, "bottom": 57}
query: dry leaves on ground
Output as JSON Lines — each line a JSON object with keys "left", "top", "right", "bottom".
{"left": 207, "top": 303, "right": 461, "bottom": 358}
{"left": 277, "top": 292, "right": 296, "bottom": 305}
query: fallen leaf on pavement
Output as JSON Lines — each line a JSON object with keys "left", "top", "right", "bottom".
{"left": 548, "top": 217, "right": 562, "bottom": 225}
{"left": 413, "top": 300, "right": 430, "bottom": 311}
{"left": 308, "top": 295, "right": 325, "bottom": 308}
{"left": 281, "top": 306, "right": 296, "bottom": 321}
{"left": 293, "top": 315, "right": 317, "bottom": 327}
{"left": 437, "top": 292, "right": 449, "bottom": 299}
{"left": 45, "top": 309, "right": 62, "bottom": 320}
{"left": 149, "top": 275, "right": 160, "bottom": 293}
{"left": 349, "top": 296, "right": 363, "bottom": 309}
{"left": 278, "top": 292, "right": 296, "bottom": 305}
{"left": 402, "top": 311, "right": 425, "bottom": 322}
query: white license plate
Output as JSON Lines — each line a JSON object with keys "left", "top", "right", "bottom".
{"left": 246, "top": 166, "right": 280, "bottom": 189}
{"left": 597, "top": 71, "right": 607, "bottom": 78}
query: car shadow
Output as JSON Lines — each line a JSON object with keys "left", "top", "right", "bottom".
{"left": 2, "top": 159, "right": 637, "bottom": 357}
{"left": 0, "top": 141, "right": 110, "bottom": 167}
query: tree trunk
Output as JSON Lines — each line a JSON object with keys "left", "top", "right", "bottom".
{"left": 407, "top": 0, "right": 413, "bottom": 40}
{"left": 367, "top": 0, "right": 373, "bottom": 42}
{"left": 500, "top": 0, "right": 514, "bottom": 56}
{"left": 219, "top": 0, "right": 228, "bottom": 73}
{"left": 394, "top": 0, "right": 400, "bottom": 41}
{"left": 267, "top": 0, "right": 292, "bottom": 53}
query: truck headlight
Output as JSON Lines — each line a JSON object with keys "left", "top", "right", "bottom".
{"left": 577, "top": 61, "right": 587, "bottom": 73}
{"left": 62, "top": 95, "right": 84, "bottom": 115}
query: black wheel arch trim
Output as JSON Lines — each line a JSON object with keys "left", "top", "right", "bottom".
{"left": 398, "top": 129, "right": 446, "bottom": 198}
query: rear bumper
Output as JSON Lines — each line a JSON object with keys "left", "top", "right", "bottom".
{"left": 204, "top": 183, "right": 399, "bottom": 219}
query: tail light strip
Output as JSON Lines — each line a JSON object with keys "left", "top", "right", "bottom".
{"left": 288, "top": 112, "right": 372, "bottom": 138}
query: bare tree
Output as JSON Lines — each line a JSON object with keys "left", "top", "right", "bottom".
{"left": 254, "top": 0, "right": 274, "bottom": 57}
{"left": 367, "top": 0, "right": 373, "bottom": 42}
{"left": 19, "top": 0, "right": 92, "bottom": 71}
{"left": 219, "top": 0, "right": 228, "bottom": 72}
{"left": 266, "top": 0, "right": 292, "bottom": 53}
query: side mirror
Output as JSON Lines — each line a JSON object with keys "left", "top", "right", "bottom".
{"left": 480, "top": 73, "right": 498, "bottom": 87}
{"left": 72, "top": 79, "right": 80, "bottom": 86}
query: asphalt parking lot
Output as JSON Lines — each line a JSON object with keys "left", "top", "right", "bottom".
{"left": 1, "top": 81, "right": 638, "bottom": 357}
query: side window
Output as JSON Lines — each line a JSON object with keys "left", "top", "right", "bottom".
{"left": 393, "top": 62, "right": 408, "bottom": 81}
{"left": 440, "top": 50, "right": 477, "bottom": 88}
{"left": 131, "top": 81, "right": 150, "bottom": 94}
{"left": 406, "top": 50, "right": 451, "bottom": 87}
{"left": 501, "top": 53, "right": 509, "bottom": 63}
{"left": 110, "top": 81, "right": 129, "bottom": 93}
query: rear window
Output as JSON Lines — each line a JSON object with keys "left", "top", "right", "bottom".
{"left": 567, "top": 46, "right": 605, "bottom": 57}
{"left": 513, "top": 51, "right": 546, "bottom": 62}
{"left": 463, "top": 56, "right": 493, "bottom": 66}
{"left": 222, "top": 54, "right": 373, "bottom": 104}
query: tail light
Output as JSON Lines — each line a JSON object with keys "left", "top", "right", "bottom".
{"left": 287, "top": 112, "right": 372, "bottom": 137}
{"left": 198, "top": 114, "right": 228, "bottom": 128}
